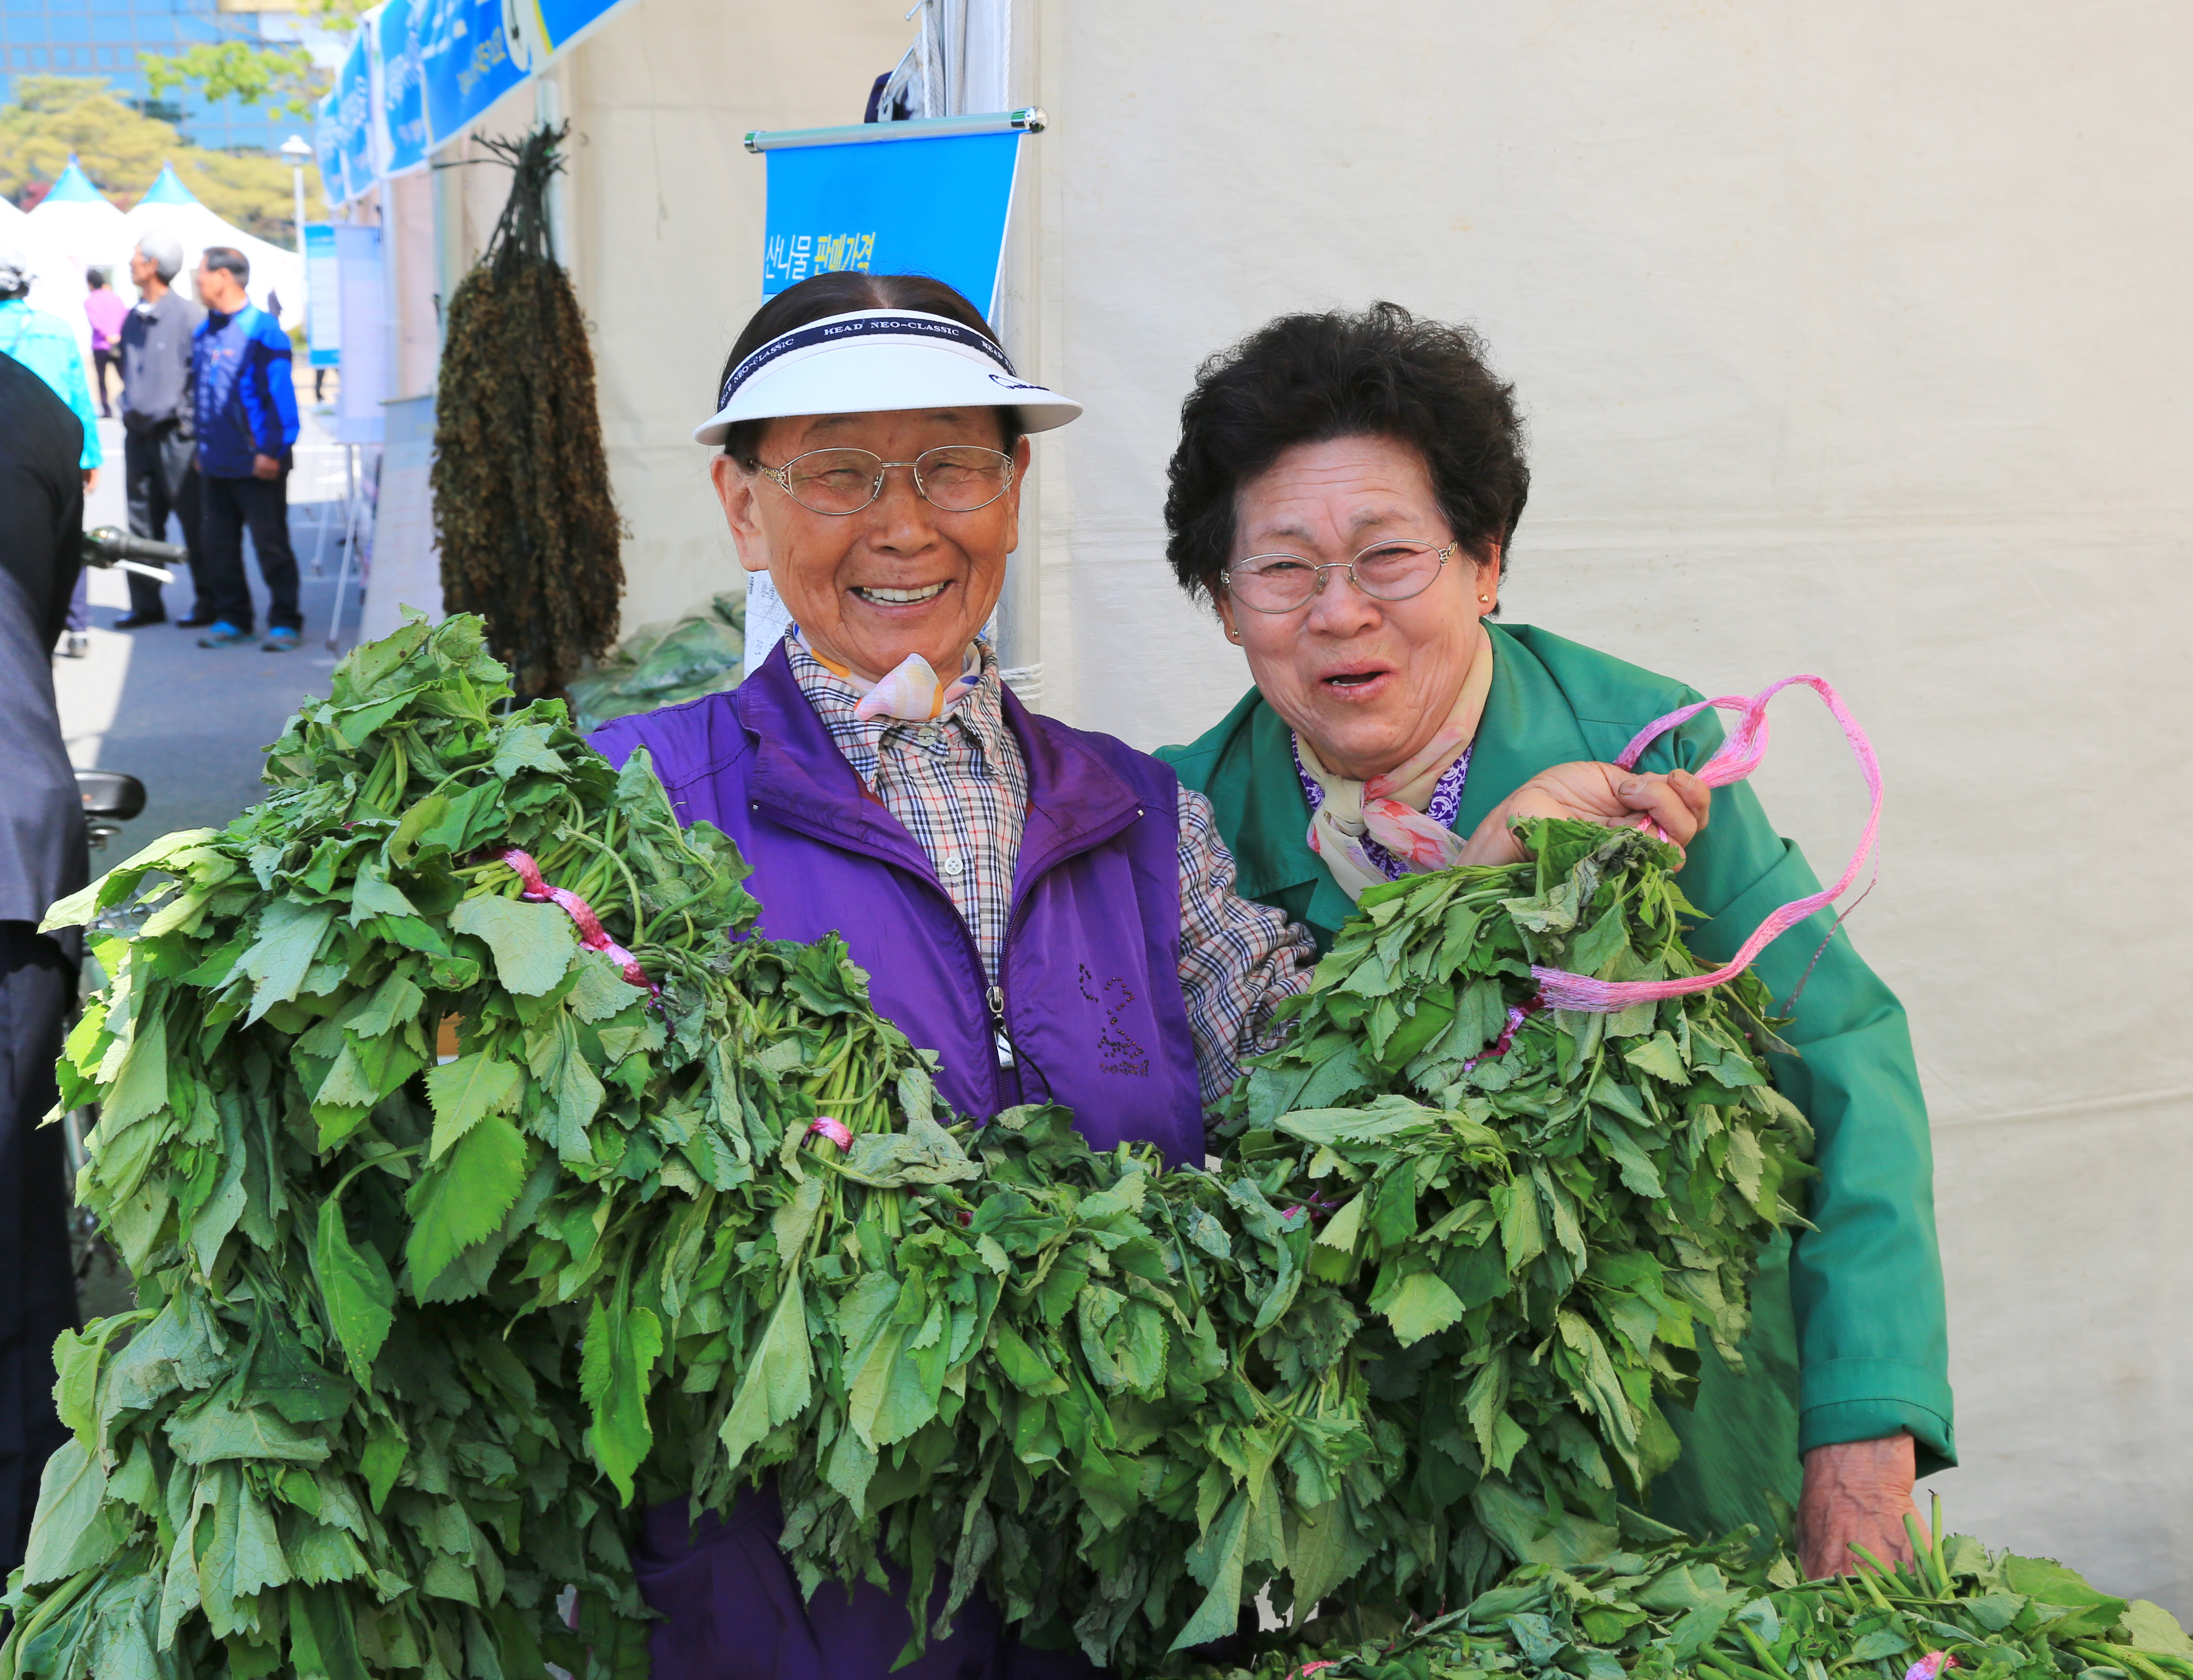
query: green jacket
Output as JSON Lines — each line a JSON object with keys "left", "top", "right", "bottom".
{"left": 1159, "top": 622, "right": 1953, "bottom": 1535}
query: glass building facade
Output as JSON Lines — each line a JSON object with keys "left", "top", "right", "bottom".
{"left": 0, "top": 0, "right": 313, "bottom": 152}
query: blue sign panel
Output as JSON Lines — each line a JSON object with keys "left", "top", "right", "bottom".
{"left": 762, "top": 130, "right": 1023, "bottom": 318}
{"left": 378, "top": 0, "right": 431, "bottom": 173}
{"left": 304, "top": 223, "right": 342, "bottom": 367}
{"left": 419, "top": 0, "right": 524, "bottom": 145}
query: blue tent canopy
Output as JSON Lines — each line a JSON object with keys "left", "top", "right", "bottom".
{"left": 44, "top": 157, "right": 113, "bottom": 205}
{"left": 138, "top": 164, "right": 199, "bottom": 207}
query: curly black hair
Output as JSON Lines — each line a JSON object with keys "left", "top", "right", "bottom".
{"left": 714, "top": 271, "right": 1023, "bottom": 467}
{"left": 1163, "top": 302, "right": 1529, "bottom": 600}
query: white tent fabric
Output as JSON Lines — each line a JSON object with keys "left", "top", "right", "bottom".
{"left": 10, "top": 188, "right": 103, "bottom": 367}
{"left": 121, "top": 173, "right": 304, "bottom": 330}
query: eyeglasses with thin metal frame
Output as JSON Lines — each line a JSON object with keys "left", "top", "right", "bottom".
{"left": 754, "top": 445, "right": 1017, "bottom": 516}
{"left": 1223, "top": 539, "right": 1462, "bottom": 613}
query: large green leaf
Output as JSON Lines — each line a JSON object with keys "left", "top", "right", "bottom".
{"left": 404, "top": 1113, "right": 529, "bottom": 1293}
{"left": 423, "top": 1051, "right": 524, "bottom": 1161}
{"left": 20, "top": 1439, "right": 123, "bottom": 1584}
{"left": 715, "top": 1284, "right": 813, "bottom": 1474}
{"left": 447, "top": 894, "right": 577, "bottom": 995}
{"left": 239, "top": 900, "right": 336, "bottom": 1024}
{"left": 579, "top": 1296, "right": 665, "bottom": 1505}
{"left": 312, "top": 1196, "right": 396, "bottom": 1386}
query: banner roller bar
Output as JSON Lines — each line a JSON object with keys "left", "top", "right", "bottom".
{"left": 745, "top": 107, "right": 1047, "bottom": 155}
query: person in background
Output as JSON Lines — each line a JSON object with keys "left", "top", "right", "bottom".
{"left": 0, "top": 243, "right": 102, "bottom": 659}
{"left": 82, "top": 266, "right": 126, "bottom": 420}
{"left": 189, "top": 246, "right": 302, "bottom": 652}
{"left": 114, "top": 233, "right": 206, "bottom": 630}
{"left": 0, "top": 350, "right": 89, "bottom": 1590}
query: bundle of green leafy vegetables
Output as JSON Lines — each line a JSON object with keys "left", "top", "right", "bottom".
{"left": 732, "top": 825, "right": 1819, "bottom": 1673}
{"left": 0, "top": 610, "right": 2047, "bottom": 1680}
{"left": 1198, "top": 1505, "right": 2193, "bottom": 1680}
{"left": 3, "top": 615, "right": 777, "bottom": 1680}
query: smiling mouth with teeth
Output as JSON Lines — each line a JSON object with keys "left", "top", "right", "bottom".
{"left": 854, "top": 582, "right": 950, "bottom": 605}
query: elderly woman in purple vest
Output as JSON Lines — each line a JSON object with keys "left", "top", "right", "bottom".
{"left": 588, "top": 272, "right": 1333, "bottom": 1680}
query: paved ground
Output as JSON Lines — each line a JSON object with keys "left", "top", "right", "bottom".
{"left": 55, "top": 404, "right": 370, "bottom": 854}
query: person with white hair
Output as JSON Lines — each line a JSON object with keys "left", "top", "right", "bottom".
{"left": 0, "top": 242, "right": 102, "bottom": 656}
{"left": 113, "top": 232, "right": 206, "bottom": 629}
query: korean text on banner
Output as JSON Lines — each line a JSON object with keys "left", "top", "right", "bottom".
{"left": 419, "top": 0, "right": 526, "bottom": 144}
{"left": 377, "top": 0, "right": 431, "bottom": 174}
{"left": 761, "top": 130, "right": 1023, "bottom": 318}
{"left": 313, "top": 88, "right": 349, "bottom": 204}
{"left": 305, "top": 224, "right": 342, "bottom": 368}
{"left": 335, "top": 34, "right": 376, "bottom": 199}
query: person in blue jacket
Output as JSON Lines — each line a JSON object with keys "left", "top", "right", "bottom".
{"left": 0, "top": 242, "right": 104, "bottom": 657}
{"left": 189, "top": 247, "right": 302, "bottom": 651}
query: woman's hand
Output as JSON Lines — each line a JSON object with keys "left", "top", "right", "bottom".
{"left": 1797, "top": 1433, "right": 1924, "bottom": 1579}
{"left": 1456, "top": 763, "right": 1711, "bottom": 866}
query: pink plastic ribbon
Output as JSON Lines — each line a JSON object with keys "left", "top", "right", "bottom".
{"left": 1466, "top": 1002, "right": 1539, "bottom": 1068}
{"left": 495, "top": 847, "right": 660, "bottom": 1000}
{"left": 807, "top": 1116, "right": 854, "bottom": 1150}
{"left": 1530, "top": 675, "right": 1882, "bottom": 1014}
{"left": 1906, "top": 1655, "right": 1958, "bottom": 1680}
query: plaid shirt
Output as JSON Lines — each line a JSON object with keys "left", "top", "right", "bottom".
{"left": 790, "top": 640, "right": 1314, "bottom": 1104}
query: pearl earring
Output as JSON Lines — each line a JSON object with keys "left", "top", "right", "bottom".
{"left": 1478, "top": 593, "right": 1492, "bottom": 604}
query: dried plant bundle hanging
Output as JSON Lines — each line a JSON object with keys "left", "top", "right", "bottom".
{"left": 433, "top": 124, "right": 623, "bottom": 700}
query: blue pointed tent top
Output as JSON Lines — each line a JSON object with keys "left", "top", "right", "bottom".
{"left": 44, "top": 157, "right": 113, "bottom": 205}
{"left": 138, "top": 163, "right": 198, "bottom": 206}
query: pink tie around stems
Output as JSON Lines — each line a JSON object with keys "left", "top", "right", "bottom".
{"left": 807, "top": 1116, "right": 854, "bottom": 1150}
{"left": 1529, "top": 674, "right": 1883, "bottom": 1014}
{"left": 495, "top": 847, "right": 661, "bottom": 1000}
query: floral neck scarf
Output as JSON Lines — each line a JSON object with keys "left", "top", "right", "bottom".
{"left": 1294, "top": 625, "right": 1495, "bottom": 902}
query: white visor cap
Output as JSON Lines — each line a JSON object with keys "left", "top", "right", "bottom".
{"left": 694, "top": 308, "right": 1082, "bottom": 446}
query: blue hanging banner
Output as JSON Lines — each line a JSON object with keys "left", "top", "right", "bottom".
{"left": 377, "top": 0, "right": 431, "bottom": 173}
{"left": 419, "top": 0, "right": 525, "bottom": 143}
{"left": 759, "top": 124, "right": 1027, "bottom": 318}
{"left": 313, "top": 88, "right": 348, "bottom": 204}
{"left": 335, "top": 34, "right": 375, "bottom": 200}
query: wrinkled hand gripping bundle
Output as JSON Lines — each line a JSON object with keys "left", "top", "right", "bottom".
{"left": 6, "top": 615, "right": 1814, "bottom": 1680}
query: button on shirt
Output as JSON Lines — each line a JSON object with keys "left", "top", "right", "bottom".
{"left": 788, "top": 639, "right": 1315, "bottom": 1104}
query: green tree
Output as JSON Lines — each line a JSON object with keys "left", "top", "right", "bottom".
{"left": 143, "top": 42, "right": 320, "bottom": 119}
{"left": 0, "top": 77, "right": 327, "bottom": 243}
{"left": 0, "top": 75, "right": 175, "bottom": 202}
{"left": 142, "top": 0, "right": 374, "bottom": 120}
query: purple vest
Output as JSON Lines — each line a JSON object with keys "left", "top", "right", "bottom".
{"left": 593, "top": 647, "right": 1187, "bottom": 1678}
{"left": 590, "top": 642, "right": 1204, "bottom": 1164}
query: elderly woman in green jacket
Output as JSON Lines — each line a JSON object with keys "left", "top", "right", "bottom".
{"left": 1156, "top": 303, "right": 1951, "bottom": 1578}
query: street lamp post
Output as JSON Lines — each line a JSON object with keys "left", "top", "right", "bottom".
{"left": 280, "top": 134, "right": 313, "bottom": 255}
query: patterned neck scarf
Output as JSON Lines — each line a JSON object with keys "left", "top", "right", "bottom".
{"left": 795, "top": 631, "right": 986, "bottom": 722}
{"left": 1294, "top": 624, "right": 1495, "bottom": 902}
